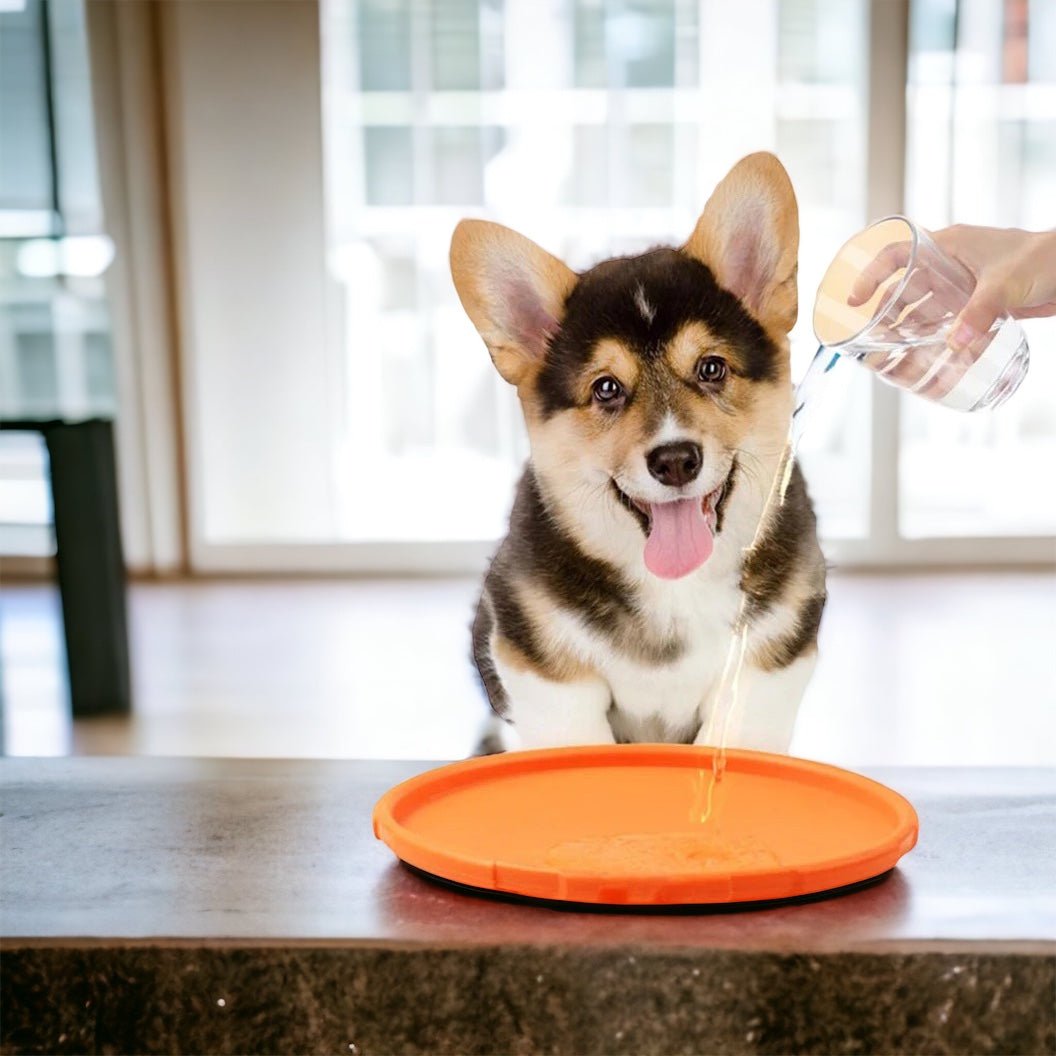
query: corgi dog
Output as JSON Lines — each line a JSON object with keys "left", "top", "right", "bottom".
{"left": 451, "top": 152, "right": 825, "bottom": 754}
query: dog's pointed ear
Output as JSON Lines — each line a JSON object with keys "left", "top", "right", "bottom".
{"left": 450, "top": 220, "right": 577, "bottom": 386}
{"left": 684, "top": 152, "right": 799, "bottom": 333}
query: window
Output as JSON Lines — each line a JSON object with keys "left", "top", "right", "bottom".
{"left": 158, "top": 0, "right": 1053, "bottom": 569}
{"left": 0, "top": 0, "right": 114, "bottom": 558}
{"left": 901, "top": 0, "right": 1056, "bottom": 537}
{"left": 316, "top": 0, "right": 872, "bottom": 545}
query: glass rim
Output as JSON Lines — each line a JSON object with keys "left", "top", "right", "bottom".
{"left": 813, "top": 214, "right": 919, "bottom": 350}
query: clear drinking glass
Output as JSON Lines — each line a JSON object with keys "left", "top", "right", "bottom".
{"left": 812, "top": 216, "right": 1030, "bottom": 411}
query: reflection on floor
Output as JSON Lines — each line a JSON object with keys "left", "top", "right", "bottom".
{"left": 1, "top": 572, "right": 1054, "bottom": 766}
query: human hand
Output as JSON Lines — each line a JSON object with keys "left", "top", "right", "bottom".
{"left": 848, "top": 224, "right": 1056, "bottom": 353}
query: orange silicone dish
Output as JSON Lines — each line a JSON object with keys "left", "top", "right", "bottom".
{"left": 372, "top": 744, "right": 918, "bottom": 907}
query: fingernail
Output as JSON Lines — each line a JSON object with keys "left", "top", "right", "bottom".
{"left": 948, "top": 322, "right": 979, "bottom": 351}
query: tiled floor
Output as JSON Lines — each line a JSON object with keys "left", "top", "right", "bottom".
{"left": 1, "top": 571, "right": 1054, "bottom": 766}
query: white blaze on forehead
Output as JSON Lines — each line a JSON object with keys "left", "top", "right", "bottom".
{"left": 633, "top": 282, "right": 656, "bottom": 324}
{"left": 652, "top": 412, "right": 686, "bottom": 446}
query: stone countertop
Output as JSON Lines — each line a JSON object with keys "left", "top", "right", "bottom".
{"left": 1, "top": 758, "right": 1054, "bottom": 1055}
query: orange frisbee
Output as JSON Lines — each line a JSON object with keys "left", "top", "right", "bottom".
{"left": 373, "top": 745, "right": 918, "bottom": 907}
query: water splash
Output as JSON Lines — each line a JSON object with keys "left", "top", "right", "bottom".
{"left": 547, "top": 830, "right": 780, "bottom": 874}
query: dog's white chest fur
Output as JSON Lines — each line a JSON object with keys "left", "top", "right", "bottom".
{"left": 547, "top": 568, "right": 743, "bottom": 741}
{"left": 488, "top": 536, "right": 817, "bottom": 754}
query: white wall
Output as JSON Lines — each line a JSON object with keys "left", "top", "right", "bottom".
{"left": 162, "top": 0, "right": 339, "bottom": 550}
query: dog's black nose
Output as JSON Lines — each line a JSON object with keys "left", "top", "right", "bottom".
{"left": 646, "top": 441, "right": 703, "bottom": 487}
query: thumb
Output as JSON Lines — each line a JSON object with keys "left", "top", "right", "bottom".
{"left": 948, "top": 282, "right": 1004, "bottom": 352}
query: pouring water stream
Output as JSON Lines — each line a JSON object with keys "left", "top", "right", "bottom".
{"left": 694, "top": 346, "right": 839, "bottom": 823}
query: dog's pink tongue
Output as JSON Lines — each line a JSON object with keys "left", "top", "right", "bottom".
{"left": 644, "top": 498, "right": 714, "bottom": 579}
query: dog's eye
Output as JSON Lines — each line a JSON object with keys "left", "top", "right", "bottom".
{"left": 696, "top": 356, "right": 727, "bottom": 384}
{"left": 592, "top": 376, "right": 624, "bottom": 404}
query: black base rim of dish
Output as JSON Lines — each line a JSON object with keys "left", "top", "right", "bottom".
{"left": 401, "top": 861, "right": 894, "bottom": 914}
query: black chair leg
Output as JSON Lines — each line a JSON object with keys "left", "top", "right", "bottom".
{"left": 43, "top": 420, "right": 131, "bottom": 716}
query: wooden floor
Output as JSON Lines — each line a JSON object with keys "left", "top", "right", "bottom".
{"left": 1, "top": 571, "right": 1054, "bottom": 765}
